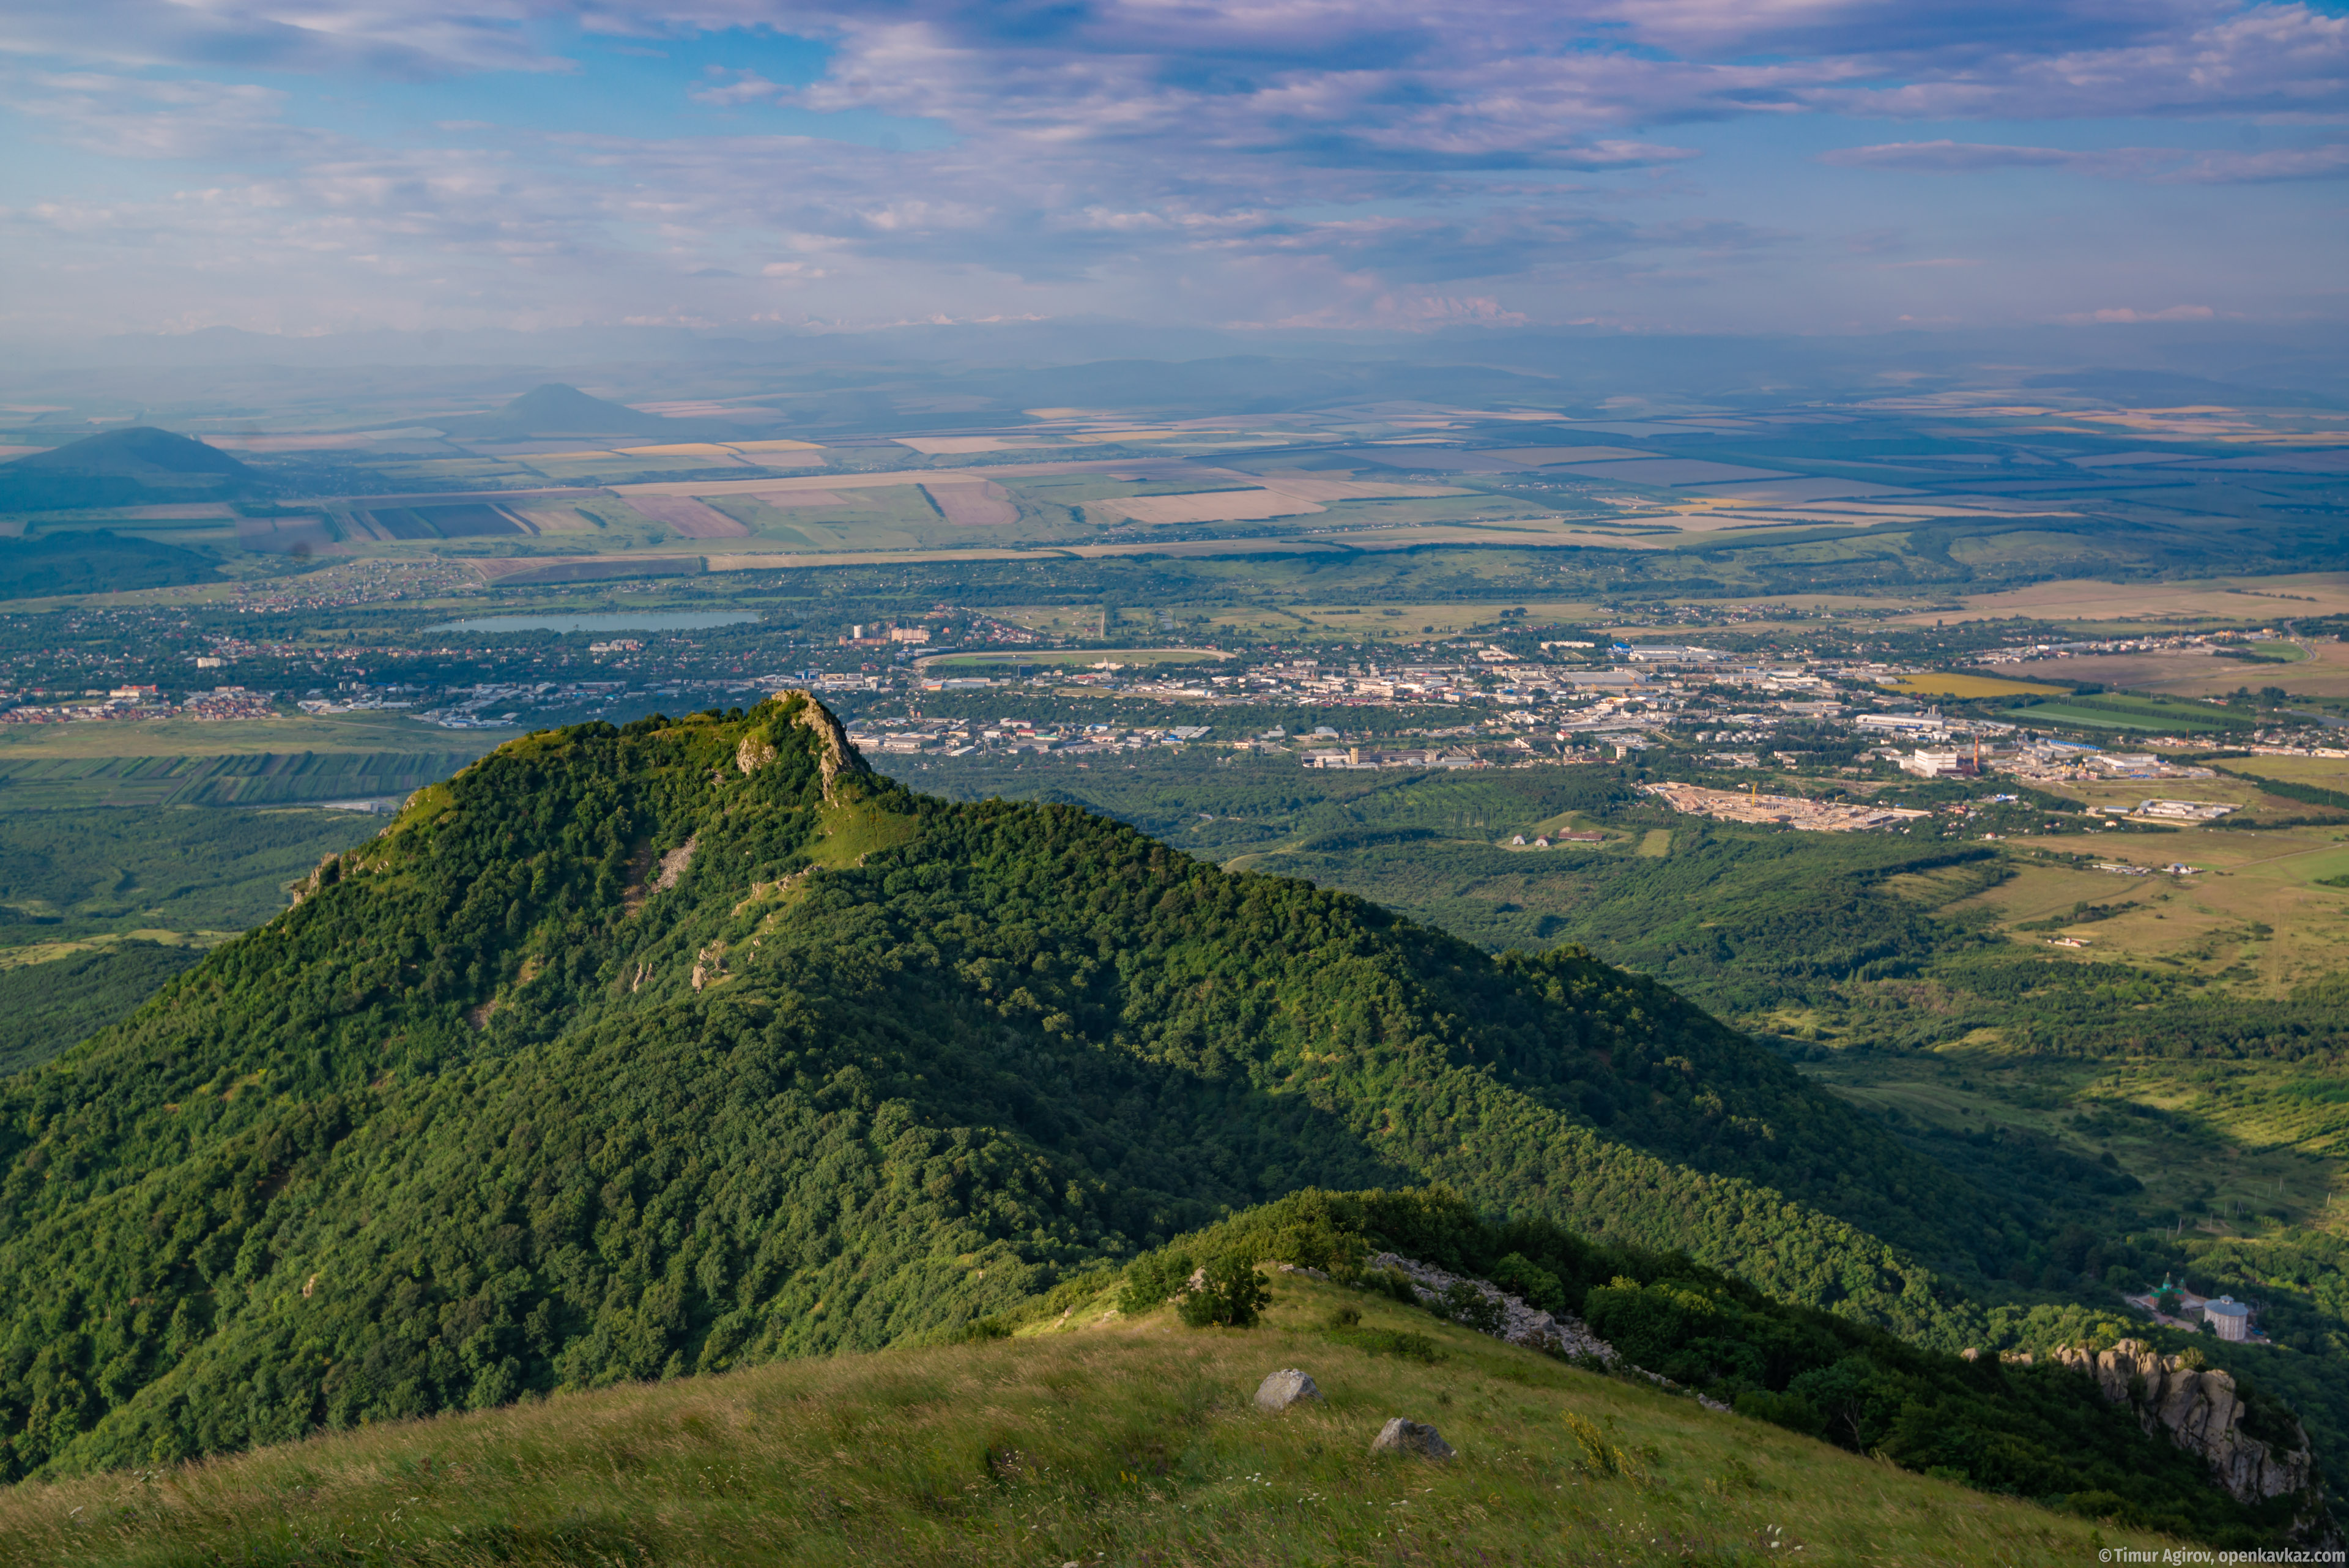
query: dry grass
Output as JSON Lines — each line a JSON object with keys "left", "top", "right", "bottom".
{"left": 0, "top": 1278, "right": 2149, "bottom": 1567}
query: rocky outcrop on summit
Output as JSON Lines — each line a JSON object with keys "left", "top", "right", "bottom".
{"left": 1365, "top": 1252, "right": 1613, "bottom": 1361}
{"left": 2055, "top": 1341, "right": 2317, "bottom": 1506}
{"left": 781, "top": 691, "right": 869, "bottom": 803}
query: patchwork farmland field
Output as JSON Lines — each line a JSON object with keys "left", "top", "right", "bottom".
{"left": 920, "top": 480, "right": 1018, "bottom": 526}
{"left": 1107, "top": 488, "right": 1321, "bottom": 524}
{"left": 626, "top": 496, "right": 751, "bottom": 538}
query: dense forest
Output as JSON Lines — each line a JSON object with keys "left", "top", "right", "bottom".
{"left": 1, "top": 695, "right": 2022, "bottom": 1481}
{"left": 0, "top": 942, "right": 202, "bottom": 1077}
{"left": 919, "top": 751, "right": 2349, "bottom": 1489}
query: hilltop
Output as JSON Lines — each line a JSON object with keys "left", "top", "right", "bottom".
{"left": 0, "top": 427, "right": 262, "bottom": 511}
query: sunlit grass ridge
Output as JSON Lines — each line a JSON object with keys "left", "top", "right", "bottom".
{"left": 0, "top": 1276, "right": 2151, "bottom": 1567}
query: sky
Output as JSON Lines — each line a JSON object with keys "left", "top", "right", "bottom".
{"left": 2, "top": 0, "right": 2345, "bottom": 343}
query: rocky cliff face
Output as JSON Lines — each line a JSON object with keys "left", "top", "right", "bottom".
{"left": 782, "top": 690, "right": 869, "bottom": 801}
{"left": 2055, "top": 1340, "right": 2317, "bottom": 1504}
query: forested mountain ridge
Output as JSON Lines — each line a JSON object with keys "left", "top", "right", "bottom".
{"left": 6, "top": 696, "right": 2002, "bottom": 1478}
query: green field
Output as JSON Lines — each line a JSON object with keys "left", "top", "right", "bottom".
{"left": 0, "top": 806, "right": 379, "bottom": 940}
{"left": 0, "top": 710, "right": 499, "bottom": 759}
{"left": 2003, "top": 701, "right": 2238, "bottom": 732}
{"left": 0, "top": 750, "right": 489, "bottom": 809}
{"left": 0, "top": 713, "right": 500, "bottom": 809}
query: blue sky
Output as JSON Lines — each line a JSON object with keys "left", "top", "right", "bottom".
{"left": 1, "top": 1, "right": 2343, "bottom": 341}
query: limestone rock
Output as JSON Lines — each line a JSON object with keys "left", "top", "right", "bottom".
{"left": 1364, "top": 1251, "right": 1614, "bottom": 1361}
{"left": 1255, "top": 1368, "right": 1322, "bottom": 1412}
{"left": 653, "top": 834, "right": 697, "bottom": 891}
{"left": 736, "top": 733, "right": 777, "bottom": 775}
{"left": 1369, "top": 1418, "right": 1454, "bottom": 1461}
{"left": 785, "top": 693, "right": 871, "bottom": 804}
{"left": 289, "top": 852, "right": 347, "bottom": 907}
{"left": 2052, "top": 1340, "right": 2317, "bottom": 1504}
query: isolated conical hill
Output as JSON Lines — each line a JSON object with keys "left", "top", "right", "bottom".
{"left": 437, "top": 382, "right": 676, "bottom": 438}
{"left": 0, "top": 696, "right": 1985, "bottom": 1478}
{"left": 2, "top": 427, "right": 253, "bottom": 479}
{"left": 0, "top": 426, "right": 262, "bottom": 510}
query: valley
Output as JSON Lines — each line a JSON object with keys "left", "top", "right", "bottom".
{"left": 2, "top": 359, "right": 2347, "bottom": 1559}
{"left": 12, "top": 0, "right": 2349, "bottom": 1553}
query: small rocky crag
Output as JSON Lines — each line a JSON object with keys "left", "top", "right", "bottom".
{"left": 1364, "top": 1251, "right": 1614, "bottom": 1360}
{"left": 1255, "top": 1369, "right": 1323, "bottom": 1413}
{"left": 1370, "top": 1418, "right": 1455, "bottom": 1460}
{"left": 2054, "top": 1340, "right": 2318, "bottom": 1505}
{"left": 784, "top": 691, "right": 870, "bottom": 803}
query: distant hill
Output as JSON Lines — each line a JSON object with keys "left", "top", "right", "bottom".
{"left": 436, "top": 382, "right": 680, "bottom": 439}
{"left": 0, "top": 530, "right": 223, "bottom": 601}
{"left": 0, "top": 695, "right": 2025, "bottom": 1481}
{"left": 0, "top": 427, "right": 264, "bottom": 511}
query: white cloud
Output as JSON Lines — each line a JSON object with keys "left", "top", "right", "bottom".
{"left": 0, "top": 0, "right": 562, "bottom": 75}
{"left": 2057, "top": 303, "right": 2219, "bottom": 321}
{"left": 13, "top": 73, "right": 328, "bottom": 161}
{"left": 1820, "top": 136, "right": 2348, "bottom": 180}
{"left": 2, "top": 0, "right": 2343, "bottom": 336}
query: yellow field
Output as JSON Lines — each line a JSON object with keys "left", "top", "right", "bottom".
{"left": 1943, "top": 827, "right": 2349, "bottom": 996}
{"left": 1886, "top": 571, "right": 2349, "bottom": 627}
{"left": 1888, "top": 673, "right": 2070, "bottom": 698}
{"left": 1808, "top": 1052, "right": 2346, "bottom": 1209}
{"left": 2228, "top": 753, "right": 2349, "bottom": 790}
{"left": 923, "top": 647, "right": 1228, "bottom": 669}
{"left": 1291, "top": 601, "right": 1611, "bottom": 636}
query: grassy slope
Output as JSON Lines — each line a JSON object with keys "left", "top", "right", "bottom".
{"left": 0, "top": 1274, "right": 2141, "bottom": 1568}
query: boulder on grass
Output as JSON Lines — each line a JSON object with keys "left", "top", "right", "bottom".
{"left": 1255, "top": 1368, "right": 1323, "bottom": 1411}
{"left": 1369, "top": 1417, "right": 1455, "bottom": 1460}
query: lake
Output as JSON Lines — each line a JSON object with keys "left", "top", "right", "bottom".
{"left": 426, "top": 612, "right": 762, "bottom": 634}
